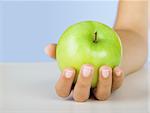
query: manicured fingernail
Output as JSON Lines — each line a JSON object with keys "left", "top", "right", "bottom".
{"left": 102, "top": 68, "right": 110, "bottom": 78}
{"left": 64, "top": 70, "right": 74, "bottom": 78}
{"left": 116, "top": 70, "right": 122, "bottom": 76}
{"left": 82, "top": 66, "right": 92, "bottom": 77}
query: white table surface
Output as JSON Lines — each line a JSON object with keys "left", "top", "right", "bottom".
{"left": 0, "top": 62, "right": 149, "bottom": 113}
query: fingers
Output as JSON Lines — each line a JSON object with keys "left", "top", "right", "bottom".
{"left": 44, "top": 44, "right": 56, "bottom": 58}
{"left": 55, "top": 68, "right": 75, "bottom": 97}
{"left": 73, "top": 64, "right": 94, "bottom": 102}
{"left": 111, "top": 66, "right": 124, "bottom": 92}
{"left": 55, "top": 65, "right": 124, "bottom": 101}
{"left": 94, "top": 66, "right": 112, "bottom": 101}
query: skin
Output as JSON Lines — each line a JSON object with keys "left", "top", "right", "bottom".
{"left": 44, "top": 0, "right": 147, "bottom": 102}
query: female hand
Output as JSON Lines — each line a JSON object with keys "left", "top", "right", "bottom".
{"left": 45, "top": 44, "right": 124, "bottom": 102}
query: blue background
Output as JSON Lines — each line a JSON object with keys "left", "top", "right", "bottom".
{"left": 0, "top": 1, "right": 119, "bottom": 62}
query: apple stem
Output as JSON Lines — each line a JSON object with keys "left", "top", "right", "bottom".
{"left": 93, "top": 32, "right": 97, "bottom": 43}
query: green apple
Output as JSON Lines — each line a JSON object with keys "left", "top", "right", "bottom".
{"left": 56, "top": 21, "right": 122, "bottom": 88}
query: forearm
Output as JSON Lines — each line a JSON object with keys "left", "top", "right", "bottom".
{"left": 114, "top": 0, "right": 148, "bottom": 38}
{"left": 115, "top": 29, "right": 148, "bottom": 75}
{"left": 114, "top": 0, "right": 148, "bottom": 75}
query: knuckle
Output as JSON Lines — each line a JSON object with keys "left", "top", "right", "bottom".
{"left": 73, "top": 93, "right": 88, "bottom": 102}
{"left": 55, "top": 84, "right": 69, "bottom": 97}
{"left": 112, "top": 79, "right": 124, "bottom": 91}
{"left": 95, "top": 93, "right": 110, "bottom": 101}
{"left": 77, "top": 81, "right": 91, "bottom": 88}
{"left": 73, "top": 84, "right": 90, "bottom": 102}
{"left": 97, "top": 96, "right": 109, "bottom": 101}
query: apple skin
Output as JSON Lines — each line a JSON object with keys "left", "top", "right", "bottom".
{"left": 56, "top": 21, "right": 122, "bottom": 88}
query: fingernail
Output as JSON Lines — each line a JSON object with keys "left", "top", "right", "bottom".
{"left": 64, "top": 70, "right": 74, "bottom": 78}
{"left": 102, "top": 68, "right": 110, "bottom": 78}
{"left": 82, "top": 66, "right": 92, "bottom": 77}
{"left": 116, "top": 70, "right": 122, "bottom": 76}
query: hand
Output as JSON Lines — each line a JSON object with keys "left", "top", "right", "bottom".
{"left": 45, "top": 44, "right": 124, "bottom": 102}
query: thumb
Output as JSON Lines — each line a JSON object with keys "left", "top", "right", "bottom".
{"left": 44, "top": 44, "right": 57, "bottom": 59}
